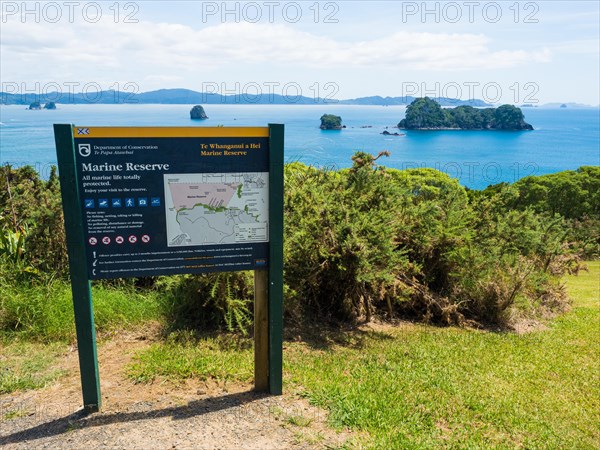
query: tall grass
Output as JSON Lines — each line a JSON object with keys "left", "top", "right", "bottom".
{"left": 0, "top": 278, "right": 161, "bottom": 342}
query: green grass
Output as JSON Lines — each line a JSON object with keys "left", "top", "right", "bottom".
{"left": 0, "top": 341, "right": 66, "bottom": 394}
{"left": 127, "top": 331, "right": 254, "bottom": 383}
{"left": 283, "top": 262, "right": 599, "bottom": 448}
{"left": 564, "top": 260, "right": 600, "bottom": 309}
{"left": 286, "top": 414, "right": 314, "bottom": 427}
{"left": 0, "top": 279, "right": 162, "bottom": 341}
{"left": 1, "top": 263, "right": 597, "bottom": 446}
{"left": 128, "top": 262, "right": 599, "bottom": 448}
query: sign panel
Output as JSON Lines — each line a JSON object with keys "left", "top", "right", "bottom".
{"left": 72, "top": 126, "right": 271, "bottom": 279}
{"left": 55, "top": 124, "right": 283, "bottom": 409}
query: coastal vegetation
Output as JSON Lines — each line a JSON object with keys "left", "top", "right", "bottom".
{"left": 2, "top": 157, "right": 596, "bottom": 334}
{"left": 398, "top": 97, "right": 534, "bottom": 130}
{"left": 471, "top": 166, "right": 600, "bottom": 258}
{"left": 1, "top": 158, "right": 598, "bottom": 447}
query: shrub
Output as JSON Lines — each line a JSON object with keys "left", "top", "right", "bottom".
{"left": 478, "top": 167, "right": 600, "bottom": 257}
{"left": 284, "top": 155, "right": 411, "bottom": 322}
{"left": 285, "top": 154, "right": 579, "bottom": 326}
{"left": 156, "top": 272, "right": 254, "bottom": 335}
{"left": 0, "top": 165, "right": 67, "bottom": 276}
{"left": 1, "top": 158, "right": 591, "bottom": 332}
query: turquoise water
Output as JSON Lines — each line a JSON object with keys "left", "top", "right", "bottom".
{"left": 1, "top": 104, "right": 598, "bottom": 189}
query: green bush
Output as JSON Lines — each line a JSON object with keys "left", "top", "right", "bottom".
{"left": 510, "top": 166, "right": 600, "bottom": 219}
{"left": 476, "top": 166, "right": 600, "bottom": 257}
{"left": 155, "top": 272, "right": 254, "bottom": 335}
{"left": 1, "top": 158, "right": 595, "bottom": 334}
{"left": 284, "top": 154, "right": 579, "bottom": 325}
{"left": 284, "top": 154, "right": 411, "bottom": 322}
{"left": 0, "top": 165, "right": 67, "bottom": 276}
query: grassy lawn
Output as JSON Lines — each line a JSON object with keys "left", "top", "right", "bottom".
{"left": 128, "top": 261, "right": 599, "bottom": 448}
{"left": 0, "top": 281, "right": 162, "bottom": 341}
{"left": 2, "top": 264, "right": 597, "bottom": 447}
{"left": 0, "top": 341, "right": 66, "bottom": 396}
{"left": 127, "top": 332, "right": 254, "bottom": 384}
{"left": 0, "top": 281, "right": 163, "bottom": 395}
{"left": 285, "top": 265, "right": 599, "bottom": 448}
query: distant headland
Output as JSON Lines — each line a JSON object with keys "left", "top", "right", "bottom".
{"left": 1, "top": 89, "right": 594, "bottom": 109}
{"left": 398, "top": 98, "right": 533, "bottom": 131}
{"left": 1, "top": 88, "right": 494, "bottom": 107}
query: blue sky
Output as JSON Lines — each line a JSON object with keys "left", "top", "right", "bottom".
{"left": 1, "top": 1, "right": 598, "bottom": 104}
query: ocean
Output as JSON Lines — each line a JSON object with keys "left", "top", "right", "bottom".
{"left": 1, "top": 104, "right": 598, "bottom": 189}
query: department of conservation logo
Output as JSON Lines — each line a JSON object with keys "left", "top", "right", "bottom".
{"left": 78, "top": 144, "right": 91, "bottom": 157}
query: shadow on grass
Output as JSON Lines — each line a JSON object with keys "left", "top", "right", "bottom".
{"left": 284, "top": 321, "right": 395, "bottom": 351}
{"left": 157, "top": 329, "right": 254, "bottom": 352}
{"left": 151, "top": 322, "right": 394, "bottom": 352}
{"left": 0, "top": 390, "right": 269, "bottom": 446}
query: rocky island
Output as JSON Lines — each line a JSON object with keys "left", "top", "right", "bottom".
{"left": 398, "top": 97, "right": 533, "bottom": 130}
{"left": 320, "top": 114, "right": 343, "bottom": 130}
{"left": 190, "top": 105, "right": 208, "bottom": 120}
{"left": 28, "top": 101, "right": 57, "bottom": 110}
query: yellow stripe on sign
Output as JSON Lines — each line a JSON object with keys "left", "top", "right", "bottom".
{"left": 72, "top": 126, "right": 270, "bottom": 138}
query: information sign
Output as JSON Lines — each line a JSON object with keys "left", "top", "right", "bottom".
{"left": 54, "top": 125, "right": 284, "bottom": 412}
{"left": 71, "top": 127, "right": 272, "bottom": 278}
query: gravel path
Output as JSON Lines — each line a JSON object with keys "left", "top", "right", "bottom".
{"left": 0, "top": 338, "right": 352, "bottom": 449}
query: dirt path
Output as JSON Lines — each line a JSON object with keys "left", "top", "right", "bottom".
{"left": 0, "top": 335, "right": 351, "bottom": 449}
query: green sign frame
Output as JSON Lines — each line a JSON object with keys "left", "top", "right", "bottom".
{"left": 54, "top": 124, "right": 284, "bottom": 412}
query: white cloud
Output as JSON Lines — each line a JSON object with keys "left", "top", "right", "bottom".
{"left": 1, "top": 18, "right": 553, "bottom": 87}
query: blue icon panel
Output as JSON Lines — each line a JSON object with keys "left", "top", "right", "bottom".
{"left": 84, "top": 196, "right": 163, "bottom": 209}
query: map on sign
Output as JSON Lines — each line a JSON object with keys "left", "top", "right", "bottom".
{"left": 164, "top": 173, "right": 269, "bottom": 247}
